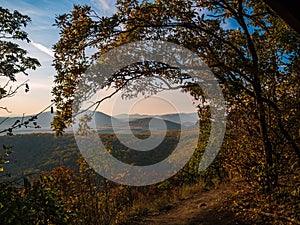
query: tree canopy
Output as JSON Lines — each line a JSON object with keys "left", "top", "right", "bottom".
{"left": 0, "top": 6, "right": 40, "bottom": 171}
{"left": 0, "top": 1, "right": 299, "bottom": 224}
{"left": 52, "top": 0, "right": 300, "bottom": 192}
{"left": 0, "top": 6, "right": 40, "bottom": 103}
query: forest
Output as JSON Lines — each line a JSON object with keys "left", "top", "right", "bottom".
{"left": 0, "top": 0, "right": 300, "bottom": 224}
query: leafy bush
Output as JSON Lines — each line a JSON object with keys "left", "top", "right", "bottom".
{"left": 0, "top": 177, "right": 71, "bottom": 225}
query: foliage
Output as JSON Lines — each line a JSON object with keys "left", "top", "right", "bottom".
{"left": 0, "top": 144, "right": 12, "bottom": 170}
{"left": 0, "top": 127, "right": 225, "bottom": 224}
{"left": 0, "top": 129, "right": 298, "bottom": 224}
{"left": 0, "top": 177, "right": 71, "bottom": 225}
{"left": 0, "top": 6, "right": 40, "bottom": 172}
{"left": 0, "top": 6, "right": 40, "bottom": 102}
{"left": 0, "top": 160, "right": 215, "bottom": 225}
{"left": 51, "top": 0, "right": 300, "bottom": 193}
{"left": 1, "top": 1, "right": 300, "bottom": 224}
{"left": 0, "top": 133, "right": 80, "bottom": 181}
{"left": 0, "top": 131, "right": 199, "bottom": 182}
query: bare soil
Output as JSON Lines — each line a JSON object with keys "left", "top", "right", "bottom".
{"left": 125, "top": 183, "right": 247, "bottom": 225}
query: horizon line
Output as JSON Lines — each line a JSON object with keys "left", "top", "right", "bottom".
{"left": 0, "top": 110, "right": 198, "bottom": 118}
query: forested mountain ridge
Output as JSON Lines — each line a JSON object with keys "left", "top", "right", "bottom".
{"left": 0, "top": 128, "right": 198, "bottom": 181}
{"left": 0, "top": 112, "right": 198, "bottom": 134}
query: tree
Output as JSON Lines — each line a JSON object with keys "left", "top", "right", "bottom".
{"left": 0, "top": 6, "right": 40, "bottom": 172}
{"left": 0, "top": 6, "right": 40, "bottom": 103}
{"left": 52, "top": 0, "right": 300, "bottom": 192}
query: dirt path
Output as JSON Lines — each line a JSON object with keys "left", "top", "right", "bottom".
{"left": 127, "top": 184, "right": 244, "bottom": 225}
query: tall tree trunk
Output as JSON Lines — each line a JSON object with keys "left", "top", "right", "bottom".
{"left": 236, "top": 0, "right": 278, "bottom": 192}
{"left": 255, "top": 87, "right": 278, "bottom": 192}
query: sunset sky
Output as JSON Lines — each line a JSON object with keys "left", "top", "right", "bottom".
{"left": 0, "top": 0, "right": 199, "bottom": 117}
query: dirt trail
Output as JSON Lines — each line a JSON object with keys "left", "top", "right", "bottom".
{"left": 127, "top": 184, "right": 244, "bottom": 225}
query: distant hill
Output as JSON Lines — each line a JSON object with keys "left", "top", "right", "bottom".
{"left": 115, "top": 113, "right": 199, "bottom": 124}
{"left": 0, "top": 112, "right": 199, "bottom": 135}
{"left": 0, "top": 111, "right": 120, "bottom": 134}
{"left": 160, "top": 113, "right": 199, "bottom": 124}
{"left": 128, "top": 117, "right": 181, "bottom": 131}
{"left": 0, "top": 133, "right": 79, "bottom": 181}
{"left": 0, "top": 111, "right": 199, "bottom": 181}
{"left": 0, "top": 112, "right": 54, "bottom": 134}
{"left": 114, "top": 114, "right": 150, "bottom": 120}
{"left": 0, "top": 129, "right": 199, "bottom": 182}
{"left": 94, "top": 111, "right": 122, "bottom": 127}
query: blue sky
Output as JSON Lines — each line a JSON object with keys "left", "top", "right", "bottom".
{"left": 0, "top": 0, "right": 199, "bottom": 117}
{"left": 0, "top": 0, "right": 116, "bottom": 116}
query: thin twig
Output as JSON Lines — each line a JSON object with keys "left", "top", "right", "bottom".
{"left": 0, "top": 102, "right": 55, "bottom": 134}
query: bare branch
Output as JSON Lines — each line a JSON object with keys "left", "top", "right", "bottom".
{"left": 0, "top": 102, "right": 55, "bottom": 135}
{"left": 0, "top": 107, "right": 12, "bottom": 113}
{"left": 0, "top": 79, "right": 29, "bottom": 99}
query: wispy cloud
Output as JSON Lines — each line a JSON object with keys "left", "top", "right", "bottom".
{"left": 31, "top": 41, "right": 54, "bottom": 58}
{"left": 90, "top": 0, "right": 117, "bottom": 16}
{"left": 1, "top": 0, "right": 119, "bottom": 116}
{"left": 99, "top": 0, "right": 110, "bottom": 10}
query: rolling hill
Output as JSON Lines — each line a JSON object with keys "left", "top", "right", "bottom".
{"left": 128, "top": 117, "right": 181, "bottom": 131}
{"left": 0, "top": 112, "right": 199, "bottom": 135}
{"left": 0, "top": 129, "right": 199, "bottom": 182}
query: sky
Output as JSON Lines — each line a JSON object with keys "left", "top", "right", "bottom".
{"left": 0, "top": 0, "right": 199, "bottom": 117}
